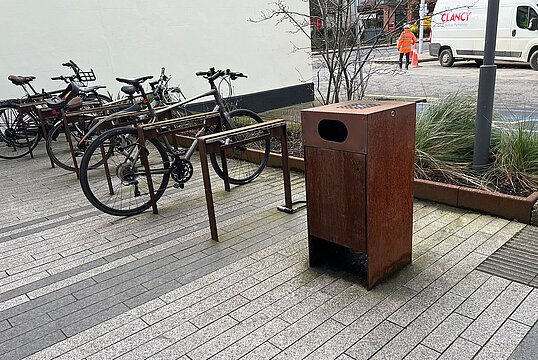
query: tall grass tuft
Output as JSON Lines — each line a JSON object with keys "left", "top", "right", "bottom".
{"left": 415, "top": 93, "right": 483, "bottom": 186}
{"left": 488, "top": 119, "right": 538, "bottom": 194}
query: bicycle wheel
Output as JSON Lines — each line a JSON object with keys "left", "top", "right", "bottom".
{"left": 46, "top": 118, "right": 108, "bottom": 172}
{"left": 210, "top": 109, "right": 270, "bottom": 185}
{"left": 0, "top": 104, "right": 41, "bottom": 159}
{"left": 79, "top": 127, "right": 170, "bottom": 216}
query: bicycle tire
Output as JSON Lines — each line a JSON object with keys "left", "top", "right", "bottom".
{"left": 79, "top": 127, "right": 170, "bottom": 216}
{"left": 209, "top": 109, "right": 270, "bottom": 185}
{"left": 0, "top": 103, "right": 42, "bottom": 159}
{"left": 46, "top": 119, "right": 112, "bottom": 172}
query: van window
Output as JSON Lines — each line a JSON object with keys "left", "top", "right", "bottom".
{"left": 517, "top": 6, "right": 538, "bottom": 29}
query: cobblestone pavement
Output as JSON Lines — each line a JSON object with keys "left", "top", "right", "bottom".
{"left": 0, "top": 146, "right": 536, "bottom": 359}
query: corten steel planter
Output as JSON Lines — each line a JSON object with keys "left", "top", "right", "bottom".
{"left": 301, "top": 101, "right": 416, "bottom": 290}
{"left": 414, "top": 178, "right": 538, "bottom": 224}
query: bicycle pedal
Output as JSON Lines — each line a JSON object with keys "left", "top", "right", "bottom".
{"left": 173, "top": 183, "right": 185, "bottom": 189}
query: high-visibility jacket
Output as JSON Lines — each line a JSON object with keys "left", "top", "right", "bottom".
{"left": 398, "top": 29, "right": 417, "bottom": 54}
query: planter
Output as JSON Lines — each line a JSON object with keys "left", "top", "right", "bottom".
{"left": 175, "top": 134, "right": 538, "bottom": 224}
{"left": 414, "top": 178, "right": 538, "bottom": 224}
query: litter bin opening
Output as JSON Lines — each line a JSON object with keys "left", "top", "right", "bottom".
{"left": 318, "top": 119, "right": 348, "bottom": 143}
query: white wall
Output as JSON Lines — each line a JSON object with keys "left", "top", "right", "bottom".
{"left": 0, "top": 0, "right": 311, "bottom": 101}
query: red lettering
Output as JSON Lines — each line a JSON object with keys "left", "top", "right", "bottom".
{"left": 442, "top": 11, "right": 471, "bottom": 23}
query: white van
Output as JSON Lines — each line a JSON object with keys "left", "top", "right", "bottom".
{"left": 429, "top": 0, "right": 538, "bottom": 70}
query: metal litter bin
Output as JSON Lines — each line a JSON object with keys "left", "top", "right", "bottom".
{"left": 301, "top": 101, "right": 416, "bottom": 290}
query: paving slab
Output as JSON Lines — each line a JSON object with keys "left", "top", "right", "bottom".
{"left": 0, "top": 146, "right": 536, "bottom": 359}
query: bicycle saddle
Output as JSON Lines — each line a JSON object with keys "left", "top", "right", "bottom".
{"left": 46, "top": 82, "right": 80, "bottom": 110}
{"left": 116, "top": 76, "right": 153, "bottom": 86}
{"left": 8, "top": 75, "right": 36, "bottom": 86}
{"left": 121, "top": 85, "right": 136, "bottom": 96}
{"left": 79, "top": 85, "right": 106, "bottom": 94}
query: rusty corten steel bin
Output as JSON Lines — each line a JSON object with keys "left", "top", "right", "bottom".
{"left": 301, "top": 101, "right": 416, "bottom": 290}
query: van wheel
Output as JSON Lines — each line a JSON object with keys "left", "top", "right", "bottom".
{"left": 530, "top": 51, "right": 538, "bottom": 71}
{"left": 440, "top": 49, "right": 455, "bottom": 67}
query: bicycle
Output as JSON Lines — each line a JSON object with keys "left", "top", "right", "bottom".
{"left": 79, "top": 68, "right": 270, "bottom": 216}
{"left": 47, "top": 67, "right": 185, "bottom": 172}
{"left": 0, "top": 60, "right": 110, "bottom": 159}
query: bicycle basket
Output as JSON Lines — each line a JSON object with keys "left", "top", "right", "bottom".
{"left": 78, "top": 69, "right": 96, "bottom": 83}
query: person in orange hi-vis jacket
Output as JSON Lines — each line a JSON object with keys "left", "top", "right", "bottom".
{"left": 398, "top": 24, "right": 417, "bottom": 70}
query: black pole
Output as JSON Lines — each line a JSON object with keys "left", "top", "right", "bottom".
{"left": 473, "top": 0, "right": 500, "bottom": 167}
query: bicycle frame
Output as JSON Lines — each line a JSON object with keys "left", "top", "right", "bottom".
{"left": 100, "top": 75, "right": 236, "bottom": 176}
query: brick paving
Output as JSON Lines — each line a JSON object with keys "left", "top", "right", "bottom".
{"left": 0, "top": 146, "right": 536, "bottom": 359}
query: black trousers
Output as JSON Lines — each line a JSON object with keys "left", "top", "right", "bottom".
{"left": 399, "top": 52, "right": 410, "bottom": 69}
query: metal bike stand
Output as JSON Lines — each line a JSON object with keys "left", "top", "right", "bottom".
{"left": 136, "top": 112, "right": 222, "bottom": 214}
{"left": 60, "top": 102, "right": 135, "bottom": 175}
{"left": 197, "top": 119, "right": 298, "bottom": 241}
{"left": 63, "top": 105, "right": 173, "bottom": 178}
{"left": 17, "top": 102, "right": 45, "bottom": 159}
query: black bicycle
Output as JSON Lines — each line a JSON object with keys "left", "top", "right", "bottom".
{"left": 0, "top": 60, "right": 110, "bottom": 159}
{"left": 79, "top": 68, "right": 270, "bottom": 216}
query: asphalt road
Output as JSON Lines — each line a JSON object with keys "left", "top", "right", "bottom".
{"left": 312, "top": 44, "right": 538, "bottom": 114}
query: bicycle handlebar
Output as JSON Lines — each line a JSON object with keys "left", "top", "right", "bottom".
{"left": 51, "top": 75, "right": 76, "bottom": 81}
{"left": 195, "top": 68, "right": 247, "bottom": 81}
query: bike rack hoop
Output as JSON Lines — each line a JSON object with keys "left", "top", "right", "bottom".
{"left": 197, "top": 119, "right": 299, "bottom": 241}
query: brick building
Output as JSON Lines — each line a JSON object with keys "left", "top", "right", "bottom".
{"left": 358, "top": 0, "right": 437, "bottom": 30}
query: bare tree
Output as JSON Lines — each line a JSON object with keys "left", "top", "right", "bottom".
{"left": 252, "top": 0, "right": 411, "bottom": 104}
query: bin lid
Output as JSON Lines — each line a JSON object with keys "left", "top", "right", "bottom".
{"left": 301, "top": 100, "right": 413, "bottom": 115}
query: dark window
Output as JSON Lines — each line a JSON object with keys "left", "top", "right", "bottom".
{"left": 517, "top": 6, "right": 538, "bottom": 29}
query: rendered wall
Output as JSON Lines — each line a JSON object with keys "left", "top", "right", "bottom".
{"left": 0, "top": 0, "right": 312, "bottom": 102}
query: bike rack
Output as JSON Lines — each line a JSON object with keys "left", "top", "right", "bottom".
{"left": 136, "top": 111, "right": 222, "bottom": 214}
{"left": 16, "top": 101, "right": 48, "bottom": 159}
{"left": 62, "top": 105, "right": 174, "bottom": 178}
{"left": 197, "top": 119, "right": 302, "bottom": 241}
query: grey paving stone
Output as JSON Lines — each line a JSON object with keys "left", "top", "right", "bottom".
{"left": 0, "top": 258, "right": 105, "bottom": 303}
{"left": 57, "top": 318, "right": 149, "bottom": 360}
{"left": 403, "top": 344, "right": 440, "bottom": 360}
{"left": 509, "top": 321, "right": 538, "bottom": 360}
{"left": 456, "top": 275, "right": 511, "bottom": 319}
{"left": 0, "top": 319, "right": 11, "bottom": 332}
{"left": 510, "top": 288, "right": 538, "bottom": 327}
{"left": 72, "top": 255, "right": 180, "bottom": 299}
{"left": 305, "top": 287, "right": 416, "bottom": 360}
{"left": 149, "top": 316, "right": 238, "bottom": 359}
{"left": 461, "top": 282, "right": 532, "bottom": 346}
{"left": 421, "top": 313, "right": 472, "bottom": 353}
{"left": 272, "top": 318, "right": 345, "bottom": 359}
{"left": 438, "top": 337, "right": 481, "bottom": 360}
{"left": 0, "top": 278, "right": 96, "bottom": 323}
{"left": 474, "top": 319, "right": 530, "bottom": 360}
{"left": 241, "top": 341, "right": 282, "bottom": 360}
{"left": 124, "top": 279, "right": 183, "bottom": 309}
{"left": 0, "top": 329, "right": 66, "bottom": 360}
{"left": 450, "top": 270, "right": 491, "bottom": 298}
{"left": 372, "top": 291, "right": 465, "bottom": 359}
{"left": 211, "top": 318, "right": 289, "bottom": 360}
{"left": 61, "top": 302, "right": 131, "bottom": 337}
{"left": 346, "top": 320, "right": 403, "bottom": 360}
{"left": 112, "top": 321, "right": 198, "bottom": 360}
{"left": 270, "top": 285, "right": 361, "bottom": 350}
